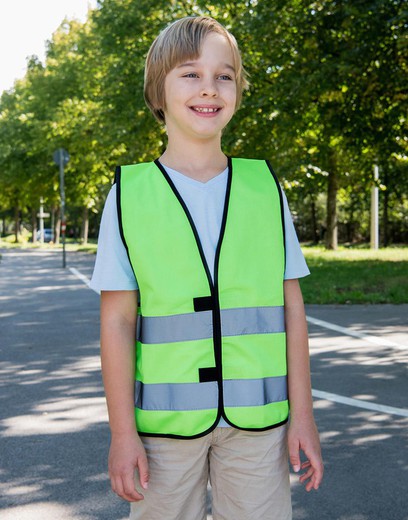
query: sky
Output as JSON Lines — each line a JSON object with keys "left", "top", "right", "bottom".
{"left": 0, "top": 0, "right": 97, "bottom": 94}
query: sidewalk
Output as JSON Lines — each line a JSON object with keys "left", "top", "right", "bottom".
{"left": 0, "top": 249, "right": 407, "bottom": 520}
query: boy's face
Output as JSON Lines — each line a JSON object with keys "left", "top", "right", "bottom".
{"left": 163, "top": 33, "right": 237, "bottom": 143}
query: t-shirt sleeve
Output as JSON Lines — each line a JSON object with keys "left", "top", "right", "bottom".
{"left": 282, "top": 189, "right": 310, "bottom": 280}
{"left": 90, "top": 185, "right": 139, "bottom": 292}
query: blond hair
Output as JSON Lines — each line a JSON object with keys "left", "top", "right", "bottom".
{"left": 144, "top": 16, "right": 249, "bottom": 124}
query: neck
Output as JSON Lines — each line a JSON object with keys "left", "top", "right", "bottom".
{"left": 159, "top": 136, "right": 228, "bottom": 182}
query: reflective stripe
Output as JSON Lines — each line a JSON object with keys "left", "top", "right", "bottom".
{"left": 135, "top": 376, "right": 287, "bottom": 411}
{"left": 139, "top": 310, "right": 213, "bottom": 344}
{"left": 139, "top": 306, "right": 284, "bottom": 344}
{"left": 135, "top": 380, "right": 218, "bottom": 411}
{"left": 221, "top": 307, "right": 285, "bottom": 336}
{"left": 224, "top": 376, "right": 287, "bottom": 407}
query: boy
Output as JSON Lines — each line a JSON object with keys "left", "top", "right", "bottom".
{"left": 91, "top": 15, "right": 323, "bottom": 520}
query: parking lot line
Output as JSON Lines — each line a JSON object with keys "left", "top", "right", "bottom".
{"left": 312, "top": 389, "right": 408, "bottom": 417}
{"left": 307, "top": 315, "right": 406, "bottom": 350}
{"left": 69, "top": 267, "right": 97, "bottom": 292}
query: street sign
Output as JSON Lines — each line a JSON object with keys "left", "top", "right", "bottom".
{"left": 37, "top": 212, "right": 50, "bottom": 218}
{"left": 53, "top": 148, "right": 70, "bottom": 166}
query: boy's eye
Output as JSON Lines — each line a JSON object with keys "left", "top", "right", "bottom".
{"left": 182, "top": 73, "right": 233, "bottom": 80}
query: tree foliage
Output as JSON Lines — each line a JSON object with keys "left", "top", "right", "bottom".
{"left": 0, "top": 0, "right": 406, "bottom": 246}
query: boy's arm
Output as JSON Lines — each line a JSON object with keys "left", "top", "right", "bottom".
{"left": 284, "top": 279, "right": 324, "bottom": 491}
{"left": 100, "top": 290, "right": 149, "bottom": 502}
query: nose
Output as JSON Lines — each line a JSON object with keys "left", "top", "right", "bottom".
{"left": 200, "top": 77, "right": 218, "bottom": 97}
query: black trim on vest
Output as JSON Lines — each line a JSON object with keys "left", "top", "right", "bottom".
{"left": 193, "top": 296, "right": 213, "bottom": 312}
{"left": 214, "top": 158, "right": 289, "bottom": 432}
{"left": 213, "top": 157, "right": 233, "bottom": 423}
{"left": 114, "top": 165, "right": 121, "bottom": 185}
{"left": 115, "top": 165, "right": 139, "bottom": 283}
{"left": 222, "top": 416, "right": 289, "bottom": 432}
{"left": 115, "top": 166, "right": 126, "bottom": 252}
{"left": 266, "top": 160, "right": 286, "bottom": 267}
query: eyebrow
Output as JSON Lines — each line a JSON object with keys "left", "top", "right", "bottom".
{"left": 177, "top": 62, "right": 236, "bottom": 72}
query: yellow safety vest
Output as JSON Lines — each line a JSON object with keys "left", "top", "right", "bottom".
{"left": 116, "top": 157, "right": 288, "bottom": 438}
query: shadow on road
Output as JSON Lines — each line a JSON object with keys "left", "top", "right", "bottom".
{"left": 0, "top": 250, "right": 129, "bottom": 519}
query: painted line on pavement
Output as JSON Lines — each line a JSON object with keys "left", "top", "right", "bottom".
{"left": 312, "top": 389, "right": 408, "bottom": 417}
{"left": 68, "top": 267, "right": 100, "bottom": 294}
{"left": 307, "top": 315, "right": 406, "bottom": 350}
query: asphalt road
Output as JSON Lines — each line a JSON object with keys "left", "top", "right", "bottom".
{"left": 0, "top": 248, "right": 407, "bottom": 520}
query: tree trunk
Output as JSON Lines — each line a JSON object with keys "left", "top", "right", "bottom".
{"left": 51, "top": 206, "right": 57, "bottom": 244}
{"left": 14, "top": 205, "right": 20, "bottom": 243}
{"left": 31, "top": 208, "right": 38, "bottom": 243}
{"left": 347, "top": 206, "right": 354, "bottom": 243}
{"left": 81, "top": 207, "right": 89, "bottom": 245}
{"left": 325, "top": 158, "right": 338, "bottom": 250}
{"left": 382, "top": 170, "right": 389, "bottom": 247}
{"left": 310, "top": 197, "right": 319, "bottom": 244}
{"left": 55, "top": 210, "right": 61, "bottom": 245}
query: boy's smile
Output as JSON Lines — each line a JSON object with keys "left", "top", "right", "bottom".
{"left": 190, "top": 105, "right": 221, "bottom": 115}
{"left": 163, "top": 32, "right": 237, "bottom": 144}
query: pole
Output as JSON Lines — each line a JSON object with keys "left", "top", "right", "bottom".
{"left": 39, "top": 197, "right": 44, "bottom": 244}
{"left": 59, "top": 149, "right": 66, "bottom": 268}
{"left": 371, "top": 164, "right": 379, "bottom": 250}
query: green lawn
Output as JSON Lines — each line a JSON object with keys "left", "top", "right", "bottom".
{"left": 0, "top": 235, "right": 97, "bottom": 253}
{"left": 300, "top": 246, "right": 408, "bottom": 304}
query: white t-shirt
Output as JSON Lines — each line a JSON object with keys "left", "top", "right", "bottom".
{"left": 90, "top": 165, "right": 309, "bottom": 292}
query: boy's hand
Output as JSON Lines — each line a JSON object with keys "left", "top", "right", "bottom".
{"left": 108, "top": 431, "right": 149, "bottom": 502}
{"left": 288, "top": 415, "right": 324, "bottom": 492}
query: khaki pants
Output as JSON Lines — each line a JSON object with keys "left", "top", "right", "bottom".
{"left": 130, "top": 426, "right": 292, "bottom": 520}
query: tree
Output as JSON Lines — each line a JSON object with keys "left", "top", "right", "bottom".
{"left": 0, "top": 0, "right": 406, "bottom": 246}
{"left": 224, "top": 0, "right": 407, "bottom": 247}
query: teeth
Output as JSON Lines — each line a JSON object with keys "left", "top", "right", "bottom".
{"left": 193, "top": 107, "right": 219, "bottom": 113}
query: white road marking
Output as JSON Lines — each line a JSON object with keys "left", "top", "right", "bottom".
{"left": 68, "top": 267, "right": 100, "bottom": 294}
{"left": 312, "top": 389, "right": 408, "bottom": 417}
{"left": 307, "top": 315, "right": 406, "bottom": 350}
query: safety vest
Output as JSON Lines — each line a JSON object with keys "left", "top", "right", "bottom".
{"left": 116, "top": 157, "right": 288, "bottom": 439}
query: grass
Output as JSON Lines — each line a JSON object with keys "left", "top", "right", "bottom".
{"left": 0, "top": 235, "right": 97, "bottom": 254}
{"left": 300, "top": 246, "right": 408, "bottom": 304}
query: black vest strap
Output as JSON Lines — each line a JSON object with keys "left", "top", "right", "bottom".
{"left": 193, "top": 296, "right": 214, "bottom": 312}
{"left": 199, "top": 367, "right": 218, "bottom": 382}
